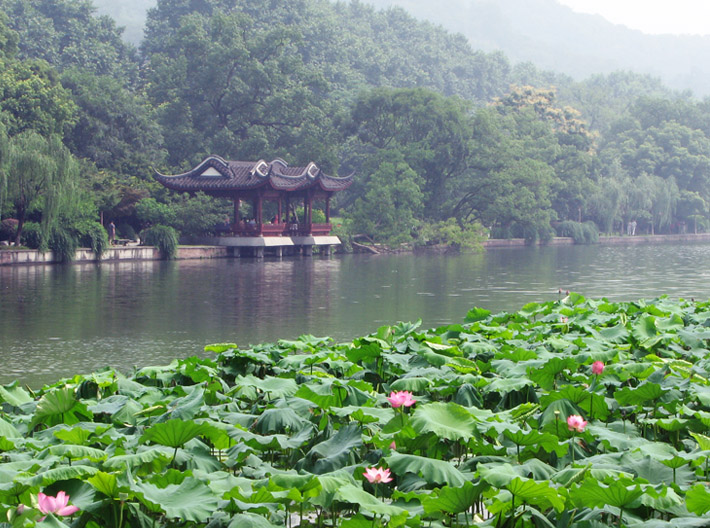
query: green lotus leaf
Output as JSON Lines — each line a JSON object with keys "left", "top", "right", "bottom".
{"left": 541, "top": 385, "right": 610, "bottom": 421}
{"left": 332, "top": 406, "right": 390, "bottom": 424}
{"left": 418, "top": 350, "right": 451, "bottom": 367}
{"left": 53, "top": 426, "right": 95, "bottom": 445}
{"left": 527, "top": 357, "right": 578, "bottom": 391}
{"left": 444, "top": 356, "right": 481, "bottom": 374}
{"left": 686, "top": 484, "right": 710, "bottom": 515}
{"left": 478, "top": 463, "right": 522, "bottom": 488}
{"left": 140, "top": 419, "right": 208, "bottom": 448}
{"left": 482, "top": 377, "right": 534, "bottom": 395}
{"left": 390, "top": 377, "right": 431, "bottom": 392}
{"left": 507, "top": 477, "right": 566, "bottom": 512}
{"left": 465, "top": 307, "right": 491, "bottom": 323}
{"left": 204, "top": 343, "right": 238, "bottom": 354}
{"left": 87, "top": 471, "right": 120, "bottom": 498}
{"left": 385, "top": 453, "right": 465, "bottom": 486}
{"left": 421, "top": 480, "right": 484, "bottom": 515}
{"left": 633, "top": 314, "right": 658, "bottom": 341}
{"left": 336, "top": 483, "right": 407, "bottom": 517}
{"left": 25, "top": 464, "right": 98, "bottom": 486}
{"left": 297, "top": 423, "right": 362, "bottom": 474}
{"left": 254, "top": 407, "right": 309, "bottom": 434}
{"left": 690, "top": 432, "right": 710, "bottom": 451}
{"left": 246, "top": 375, "right": 298, "bottom": 399}
{"left": 594, "top": 323, "right": 629, "bottom": 343}
{"left": 47, "top": 444, "right": 107, "bottom": 461}
{"left": 227, "top": 513, "right": 287, "bottom": 528}
{"left": 656, "top": 314, "right": 684, "bottom": 332}
{"left": 103, "top": 447, "right": 170, "bottom": 469}
{"left": 570, "top": 477, "right": 645, "bottom": 509}
{"left": 410, "top": 402, "right": 478, "bottom": 442}
{"left": 346, "top": 342, "right": 383, "bottom": 364}
{"left": 31, "top": 387, "right": 82, "bottom": 428}
{"left": 294, "top": 383, "right": 339, "bottom": 409}
{"left": 0, "top": 417, "right": 20, "bottom": 439}
{"left": 503, "top": 429, "right": 567, "bottom": 456}
{"left": 0, "top": 384, "right": 32, "bottom": 407}
{"left": 640, "top": 485, "right": 683, "bottom": 513}
{"left": 133, "top": 477, "right": 219, "bottom": 522}
{"left": 621, "top": 454, "right": 694, "bottom": 487}
{"left": 615, "top": 382, "right": 666, "bottom": 406}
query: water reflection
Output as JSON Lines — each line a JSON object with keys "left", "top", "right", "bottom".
{"left": 3, "top": 243, "right": 710, "bottom": 386}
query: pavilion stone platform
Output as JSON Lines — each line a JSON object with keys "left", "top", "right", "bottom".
{"left": 199, "top": 235, "right": 342, "bottom": 257}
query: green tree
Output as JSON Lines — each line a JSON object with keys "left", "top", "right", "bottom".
{"left": 0, "top": 0, "right": 139, "bottom": 82}
{"left": 145, "top": 10, "right": 333, "bottom": 166}
{"left": 60, "top": 68, "right": 165, "bottom": 176}
{"left": 0, "top": 58, "right": 76, "bottom": 136}
{"left": 344, "top": 87, "right": 472, "bottom": 219}
{"left": 349, "top": 151, "right": 424, "bottom": 244}
{"left": 5, "top": 131, "right": 79, "bottom": 245}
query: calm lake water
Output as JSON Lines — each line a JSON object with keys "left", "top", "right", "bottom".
{"left": 2, "top": 243, "right": 710, "bottom": 387}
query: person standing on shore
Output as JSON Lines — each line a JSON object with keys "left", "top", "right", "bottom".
{"left": 107, "top": 221, "right": 116, "bottom": 245}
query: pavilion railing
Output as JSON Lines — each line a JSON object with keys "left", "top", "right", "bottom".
{"left": 227, "top": 222, "right": 332, "bottom": 237}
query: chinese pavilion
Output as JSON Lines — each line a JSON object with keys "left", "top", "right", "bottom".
{"left": 154, "top": 155, "right": 353, "bottom": 256}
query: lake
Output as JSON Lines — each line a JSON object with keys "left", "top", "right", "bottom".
{"left": 2, "top": 242, "right": 710, "bottom": 387}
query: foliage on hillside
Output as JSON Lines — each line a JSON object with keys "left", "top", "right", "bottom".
{"left": 0, "top": 0, "right": 709, "bottom": 247}
{"left": 2, "top": 295, "right": 710, "bottom": 526}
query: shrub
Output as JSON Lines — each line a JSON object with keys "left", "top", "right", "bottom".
{"left": 117, "top": 222, "right": 137, "bottom": 241}
{"left": 20, "top": 222, "right": 42, "bottom": 249}
{"left": 141, "top": 224, "right": 178, "bottom": 259}
{"left": 49, "top": 227, "right": 79, "bottom": 262}
{"left": 556, "top": 220, "right": 599, "bottom": 244}
{"left": 78, "top": 221, "right": 109, "bottom": 259}
{"left": 416, "top": 218, "right": 487, "bottom": 251}
{"left": 0, "top": 218, "right": 18, "bottom": 241}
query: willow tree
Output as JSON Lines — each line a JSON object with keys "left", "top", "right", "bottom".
{"left": 6, "top": 131, "right": 78, "bottom": 246}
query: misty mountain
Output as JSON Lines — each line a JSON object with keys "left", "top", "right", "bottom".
{"left": 92, "top": 0, "right": 710, "bottom": 96}
{"left": 362, "top": 0, "right": 710, "bottom": 96}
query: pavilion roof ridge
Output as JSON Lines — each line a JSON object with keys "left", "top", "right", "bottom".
{"left": 153, "top": 155, "right": 354, "bottom": 194}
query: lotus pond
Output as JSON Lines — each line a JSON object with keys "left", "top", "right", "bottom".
{"left": 3, "top": 294, "right": 710, "bottom": 527}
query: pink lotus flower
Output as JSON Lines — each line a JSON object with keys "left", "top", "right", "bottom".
{"left": 387, "top": 390, "right": 416, "bottom": 408}
{"left": 560, "top": 316, "right": 568, "bottom": 324}
{"left": 567, "top": 414, "right": 587, "bottom": 433}
{"left": 390, "top": 441, "right": 397, "bottom": 450}
{"left": 592, "top": 361, "right": 605, "bottom": 375}
{"left": 363, "top": 467, "right": 393, "bottom": 484}
{"left": 37, "top": 491, "right": 79, "bottom": 518}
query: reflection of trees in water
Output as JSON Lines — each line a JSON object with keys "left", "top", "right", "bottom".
{"left": 200, "top": 258, "right": 340, "bottom": 345}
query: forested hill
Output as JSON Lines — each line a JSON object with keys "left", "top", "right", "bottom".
{"left": 94, "top": 0, "right": 710, "bottom": 97}
{"left": 0, "top": 0, "right": 709, "bottom": 256}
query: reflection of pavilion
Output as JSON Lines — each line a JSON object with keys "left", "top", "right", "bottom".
{"left": 154, "top": 156, "right": 353, "bottom": 257}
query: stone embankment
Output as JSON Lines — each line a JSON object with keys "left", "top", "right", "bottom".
{"left": 2, "top": 233, "right": 710, "bottom": 265}
{"left": 483, "top": 233, "right": 710, "bottom": 248}
{"left": 0, "top": 246, "right": 229, "bottom": 266}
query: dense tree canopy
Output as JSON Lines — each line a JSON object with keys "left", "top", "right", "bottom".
{"left": 2, "top": 0, "right": 710, "bottom": 247}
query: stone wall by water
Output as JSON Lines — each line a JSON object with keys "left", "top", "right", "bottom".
{"left": 0, "top": 246, "right": 229, "bottom": 266}
{"left": 3, "top": 233, "right": 710, "bottom": 265}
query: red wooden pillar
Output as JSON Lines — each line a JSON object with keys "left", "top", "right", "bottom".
{"left": 325, "top": 195, "right": 331, "bottom": 223}
{"left": 277, "top": 196, "right": 282, "bottom": 224}
{"left": 233, "top": 198, "right": 240, "bottom": 231}
{"left": 256, "top": 193, "right": 263, "bottom": 234}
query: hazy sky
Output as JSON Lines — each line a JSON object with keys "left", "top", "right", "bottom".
{"left": 557, "top": 0, "right": 710, "bottom": 36}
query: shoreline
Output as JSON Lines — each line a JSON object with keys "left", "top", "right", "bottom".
{"left": 2, "top": 232, "right": 710, "bottom": 266}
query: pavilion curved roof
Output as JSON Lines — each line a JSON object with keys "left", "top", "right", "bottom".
{"left": 154, "top": 156, "right": 353, "bottom": 193}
